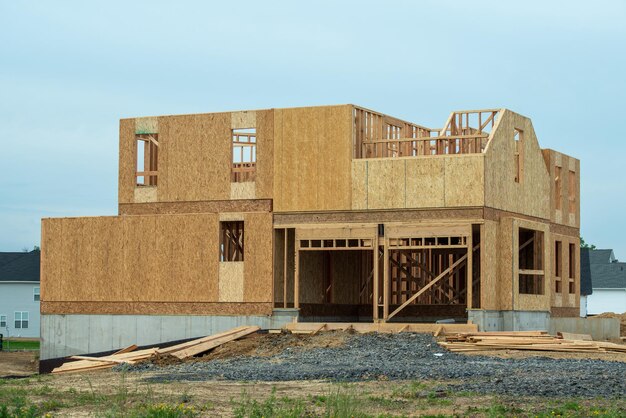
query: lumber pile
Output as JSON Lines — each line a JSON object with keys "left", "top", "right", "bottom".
{"left": 52, "top": 325, "right": 259, "bottom": 374}
{"left": 439, "top": 331, "right": 626, "bottom": 354}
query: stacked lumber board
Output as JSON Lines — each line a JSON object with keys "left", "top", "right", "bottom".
{"left": 52, "top": 325, "right": 259, "bottom": 374}
{"left": 439, "top": 331, "right": 626, "bottom": 354}
{"left": 285, "top": 322, "right": 478, "bottom": 334}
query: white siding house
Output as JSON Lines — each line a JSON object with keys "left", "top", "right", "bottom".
{"left": 583, "top": 249, "right": 626, "bottom": 316}
{"left": 0, "top": 251, "right": 40, "bottom": 338}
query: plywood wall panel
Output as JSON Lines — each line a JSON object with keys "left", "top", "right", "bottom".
{"left": 255, "top": 109, "right": 274, "bottom": 199}
{"left": 480, "top": 220, "right": 498, "bottom": 310}
{"left": 484, "top": 110, "right": 550, "bottom": 220}
{"left": 41, "top": 213, "right": 248, "bottom": 305}
{"left": 405, "top": 158, "right": 445, "bottom": 208}
{"left": 274, "top": 105, "right": 353, "bottom": 212}
{"left": 118, "top": 119, "right": 136, "bottom": 205}
{"left": 444, "top": 156, "right": 484, "bottom": 206}
{"left": 351, "top": 155, "right": 484, "bottom": 210}
{"left": 243, "top": 212, "right": 273, "bottom": 302}
{"left": 158, "top": 113, "right": 231, "bottom": 202}
{"left": 366, "top": 159, "right": 405, "bottom": 209}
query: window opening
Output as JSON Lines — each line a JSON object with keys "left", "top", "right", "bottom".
{"left": 136, "top": 134, "right": 159, "bottom": 186}
{"left": 220, "top": 221, "right": 244, "bottom": 262}
{"left": 232, "top": 128, "right": 256, "bottom": 182}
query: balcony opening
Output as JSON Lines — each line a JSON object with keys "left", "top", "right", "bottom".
{"left": 136, "top": 134, "right": 158, "bottom": 186}
{"left": 232, "top": 128, "right": 256, "bottom": 182}
{"left": 353, "top": 107, "right": 499, "bottom": 159}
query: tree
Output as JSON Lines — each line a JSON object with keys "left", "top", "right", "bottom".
{"left": 580, "top": 236, "right": 596, "bottom": 250}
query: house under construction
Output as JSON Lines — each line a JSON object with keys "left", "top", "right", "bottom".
{"left": 40, "top": 105, "right": 582, "bottom": 360}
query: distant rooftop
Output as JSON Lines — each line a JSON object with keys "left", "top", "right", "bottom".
{"left": 581, "top": 248, "right": 626, "bottom": 291}
{"left": 0, "top": 250, "right": 40, "bottom": 282}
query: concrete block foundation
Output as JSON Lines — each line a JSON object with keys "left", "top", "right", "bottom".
{"left": 40, "top": 313, "right": 294, "bottom": 360}
{"left": 468, "top": 310, "right": 620, "bottom": 340}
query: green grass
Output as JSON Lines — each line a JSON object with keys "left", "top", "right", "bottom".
{"left": 1, "top": 340, "right": 40, "bottom": 351}
{"left": 0, "top": 375, "right": 625, "bottom": 417}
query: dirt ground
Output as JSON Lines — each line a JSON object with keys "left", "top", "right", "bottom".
{"left": 0, "top": 350, "right": 38, "bottom": 377}
{"left": 1, "top": 369, "right": 624, "bottom": 417}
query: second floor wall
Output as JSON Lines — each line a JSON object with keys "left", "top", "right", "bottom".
{"left": 118, "top": 105, "right": 579, "bottom": 225}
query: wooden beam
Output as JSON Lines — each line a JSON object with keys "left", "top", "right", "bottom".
{"left": 283, "top": 228, "right": 288, "bottom": 308}
{"left": 373, "top": 243, "right": 380, "bottom": 321}
{"left": 467, "top": 230, "right": 473, "bottom": 309}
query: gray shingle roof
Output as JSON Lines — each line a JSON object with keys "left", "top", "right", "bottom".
{"left": 0, "top": 251, "right": 40, "bottom": 282}
{"left": 588, "top": 249, "right": 615, "bottom": 264}
{"left": 581, "top": 248, "right": 626, "bottom": 290}
{"left": 590, "top": 263, "right": 626, "bottom": 289}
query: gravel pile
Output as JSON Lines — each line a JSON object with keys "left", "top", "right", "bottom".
{"left": 122, "top": 333, "right": 626, "bottom": 398}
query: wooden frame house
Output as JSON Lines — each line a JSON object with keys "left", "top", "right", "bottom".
{"left": 40, "top": 105, "right": 581, "bottom": 360}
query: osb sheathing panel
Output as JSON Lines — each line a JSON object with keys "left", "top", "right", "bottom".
{"left": 243, "top": 212, "right": 273, "bottom": 302}
{"left": 405, "top": 158, "right": 445, "bottom": 208}
{"left": 479, "top": 220, "right": 498, "bottom": 310}
{"left": 351, "top": 156, "right": 483, "bottom": 210}
{"left": 41, "top": 301, "right": 274, "bottom": 316}
{"left": 134, "top": 186, "right": 157, "bottom": 203}
{"left": 274, "top": 105, "right": 353, "bottom": 212}
{"left": 118, "top": 119, "right": 136, "bottom": 204}
{"left": 484, "top": 110, "right": 550, "bottom": 220}
{"left": 120, "top": 199, "right": 272, "bottom": 216}
{"left": 42, "top": 214, "right": 225, "bottom": 303}
{"left": 158, "top": 113, "right": 231, "bottom": 202}
{"left": 541, "top": 149, "right": 580, "bottom": 228}
{"left": 550, "top": 233, "right": 580, "bottom": 309}
{"left": 219, "top": 262, "right": 244, "bottom": 302}
{"left": 496, "top": 217, "right": 514, "bottom": 310}
{"left": 516, "top": 218, "right": 551, "bottom": 312}
{"left": 256, "top": 109, "right": 274, "bottom": 199}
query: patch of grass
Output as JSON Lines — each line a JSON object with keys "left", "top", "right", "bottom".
{"left": 121, "top": 403, "right": 198, "bottom": 418}
{"left": 1, "top": 340, "right": 40, "bottom": 351}
{"left": 231, "top": 387, "right": 307, "bottom": 418}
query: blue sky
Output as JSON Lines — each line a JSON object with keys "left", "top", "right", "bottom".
{"left": 0, "top": 1, "right": 625, "bottom": 256}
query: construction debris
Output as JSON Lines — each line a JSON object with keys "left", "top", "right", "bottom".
{"left": 51, "top": 326, "right": 259, "bottom": 374}
{"left": 439, "top": 331, "right": 626, "bottom": 354}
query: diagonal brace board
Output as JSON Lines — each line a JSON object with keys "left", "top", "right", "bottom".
{"left": 387, "top": 250, "right": 470, "bottom": 320}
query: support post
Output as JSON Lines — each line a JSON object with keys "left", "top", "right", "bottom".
{"left": 283, "top": 228, "right": 288, "bottom": 309}
{"left": 373, "top": 238, "right": 379, "bottom": 322}
{"left": 466, "top": 230, "right": 473, "bottom": 310}
{"left": 383, "top": 237, "right": 389, "bottom": 321}
{"left": 294, "top": 232, "right": 300, "bottom": 311}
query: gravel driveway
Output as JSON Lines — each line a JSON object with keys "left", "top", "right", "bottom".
{"left": 123, "top": 333, "right": 626, "bottom": 398}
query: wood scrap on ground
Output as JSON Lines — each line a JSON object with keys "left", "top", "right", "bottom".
{"left": 439, "top": 331, "right": 626, "bottom": 354}
{"left": 51, "top": 326, "right": 260, "bottom": 374}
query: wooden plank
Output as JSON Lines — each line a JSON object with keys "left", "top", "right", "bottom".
{"left": 557, "top": 332, "right": 593, "bottom": 341}
{"left": 171, "top": 326, "right": 260, "bottom": 359}
{"left": 159, "top": 326, "right": 250, "bottom": 354}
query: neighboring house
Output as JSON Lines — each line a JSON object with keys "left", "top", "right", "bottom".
{"left": 584, "top": 249, "right": 626, "bottom": 315}
{"left": 579, "top": 248, "right": 594, "bottom": 317}
{"left": 0, "top": 250, "right": 41, "bottom": 338}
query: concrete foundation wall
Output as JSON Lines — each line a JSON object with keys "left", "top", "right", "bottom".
{"left": 41, "top": 313, "right": 294, "bottom": 360}
{"left": 469, "top": 310, "right": 550, "bottom": 331}
{"left": 550, "top": 317, "right": 620, "bottom": 341}
{"left": 469, "top": 309, "right": 620, "bottom": 340}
